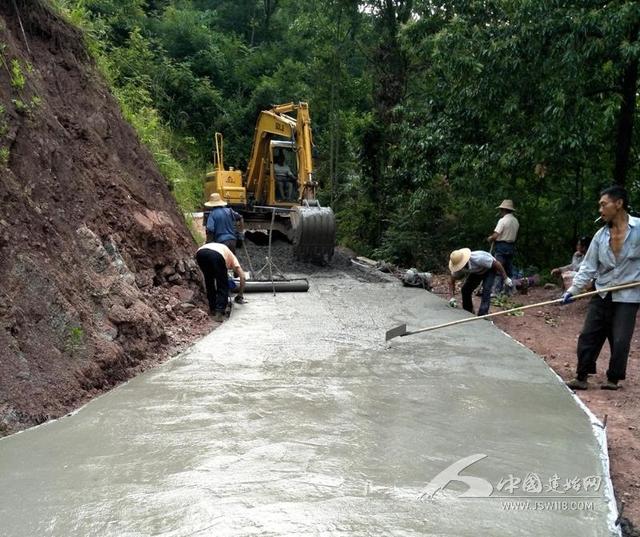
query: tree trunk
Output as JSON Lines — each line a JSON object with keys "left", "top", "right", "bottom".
{"left": 613, "top": 23, "right": 640, "bottom": 186}
{"left": 367, "top": 0, "right": 412, "bottom": 242}
{"left": 263, "top": 0, "right": 277, "bottom": 37}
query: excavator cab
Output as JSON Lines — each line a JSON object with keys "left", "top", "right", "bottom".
{"left": 204, "top": 103, "right": 335, "bottom": 263}
{"left": 270, "top": 142, "right": 298, "bottom": 203}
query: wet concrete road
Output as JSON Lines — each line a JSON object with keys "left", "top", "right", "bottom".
{"left": 0, "top": 271, "right": 620, "bottom": 536}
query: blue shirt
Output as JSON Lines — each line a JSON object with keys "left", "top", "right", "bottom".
{"left": 568, "top": 215, "right": 640, "bottom": 303}
{"left": 206, "top": 207, "right": 242, "bottom": 243}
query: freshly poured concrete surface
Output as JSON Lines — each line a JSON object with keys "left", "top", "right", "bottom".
{"left": 0, "top": 272, "right": 620, "bottom": 536}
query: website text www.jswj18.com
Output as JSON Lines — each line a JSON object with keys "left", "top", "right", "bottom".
{"left": 501, "top": 500, "right": 595, "bottom": 511}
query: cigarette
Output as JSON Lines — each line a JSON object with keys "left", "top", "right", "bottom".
{"left": 594, "top": 216, "right": 603, "bottom": 224}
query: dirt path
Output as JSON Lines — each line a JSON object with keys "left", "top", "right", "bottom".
{"left": 431, "top": 277, "right": 640, "bottom": 534}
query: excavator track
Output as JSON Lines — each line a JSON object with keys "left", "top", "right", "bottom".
{"left": 290, "top": 205, "right": 336, "bottom": 264}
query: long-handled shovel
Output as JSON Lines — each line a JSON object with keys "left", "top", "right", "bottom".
{"left": 385, "top": 281, "right": 640, "bottom": 341}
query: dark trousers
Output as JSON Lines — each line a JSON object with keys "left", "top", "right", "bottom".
{"left": 577, "top": 294, "right": 639, "bottom": 382}
{"left": 276, "top": 178, "right": 296, "bottom": 200}
{"left": 462, "top": 270, "right": 496, "bottom": 316}
{"left": 494, "top": 241, "right": 515, "bottom": 293}
{"left": 195, "top": 249, "right": 229, "bottom": 314}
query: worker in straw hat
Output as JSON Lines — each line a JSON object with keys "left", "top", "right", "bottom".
{"left": 448, "top": 248, "right": 513, "bottom": 316}
{"left": 203, "top": 192, "right": 245, "bottom": 253}
{"left": 487, "top": 199, "right": 519, "bottom": 295}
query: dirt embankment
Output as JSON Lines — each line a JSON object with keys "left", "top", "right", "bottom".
{"left": 0, "top": 1, "right": 214, "bottom": 435}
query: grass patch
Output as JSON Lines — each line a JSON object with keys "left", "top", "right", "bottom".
{"left": 491, "top": 294, "right": 525, "bottom": 315}
{"left": 0, "top": 147, "right": 9, "bottom": 167}
{"left": 64, "top": 325, "right": 85, "bottom": 354}
{"left": 10, "top": 59, "right": 25, "bottom": 90}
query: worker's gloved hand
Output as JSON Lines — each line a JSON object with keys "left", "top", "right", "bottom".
{"left": 448, "top": 297, "right": 457, "bottom": 308}
{"left": 561, "top": 292, "right": 573, "bottom": 305}
{"left": 234, "top": 295, "right": 246, "bottom": 304}
{"left": 504, "top": 277, "right": 514, "bottom": 289}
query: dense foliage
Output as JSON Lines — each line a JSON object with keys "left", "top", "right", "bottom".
{"left": 51, "top": 0, "right": 640, "bottom": 271}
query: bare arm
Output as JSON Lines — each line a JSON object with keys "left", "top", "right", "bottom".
{"left": 492, "top": 259, "right": 508, "bottom": 280}
{"left": 487, "top": 231, "right": 498, "bottom": 243}
{"left": 449, "top": 275, "right": 457, "bottom": 298}
{"left": 235, "top": 267, "right": 246, "bottom": 296}
{"left": 552, "top": 263, "right": 571, "bottom": 275}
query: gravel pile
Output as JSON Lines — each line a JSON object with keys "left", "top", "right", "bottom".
{"left": 236, "top": 233, "right": 380, "bottom": 282}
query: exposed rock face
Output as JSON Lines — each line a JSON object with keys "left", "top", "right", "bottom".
{"left": 0, "top": 1, "right": 209, "bottom": 434}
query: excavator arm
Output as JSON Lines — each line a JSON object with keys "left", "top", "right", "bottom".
{"left": 245, "top": 102, "right": 317, "bottom": 204}
{"left": 205, "top": 102, "right": 335, "bottom": 263}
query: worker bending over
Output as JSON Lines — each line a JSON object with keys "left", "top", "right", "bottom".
{"left": 195, "top": 242, "right": 246, "bottom": 322}
{"left": 449, "top": 248, "right": 512, "bottom": 316}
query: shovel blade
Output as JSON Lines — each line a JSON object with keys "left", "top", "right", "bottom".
{"left": 385, "top": 323, "right": 407, "bottom": 341}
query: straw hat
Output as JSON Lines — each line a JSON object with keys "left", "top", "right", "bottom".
{"left": 496, "top": 199, "right": 515, "bottom": 212}
{"left": 449, "top": 248, "right": 471, "bottom": 273}
{"left": 204, "top": 193, "right": 227, "bottom": 208}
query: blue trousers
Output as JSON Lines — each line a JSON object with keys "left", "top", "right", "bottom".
{"left": 462, "top": 270, "right": 496, "bottom": 316}
{"left": 494, "top": 241, "right": 515, "bottom": 293}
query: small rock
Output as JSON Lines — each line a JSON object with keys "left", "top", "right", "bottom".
{"left": 187, "top": 308, "right": 208, "bottom": 320}
{"left": 175, "top": 302, "right": 196, "bottom": 313}
{"left": 101, "top": 323, "right": 118, "bottom": 341}
{"left": 161, "top": 265, "right": 176, "bottom": 277}
{"left": 167, "top": 273, "right": 182, "bottom": 283}
{"left": 135, "top": 269, "right": 154, "bottom": 289}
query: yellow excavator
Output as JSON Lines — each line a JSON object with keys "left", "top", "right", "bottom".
{"left": 204, "top": 102, "right": 336, "bottom": 262}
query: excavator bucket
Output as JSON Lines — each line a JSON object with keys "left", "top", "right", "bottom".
{"left": 290, "top": 205, "right": 336, "bottom": 264}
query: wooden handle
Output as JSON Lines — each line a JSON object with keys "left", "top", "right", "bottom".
{"left": 406, "top": 281, "right": 640, "bottom": 337}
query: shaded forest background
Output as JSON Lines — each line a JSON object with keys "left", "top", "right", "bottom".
{"left": 48, "top": 0, "right": 640, "bottom": 272}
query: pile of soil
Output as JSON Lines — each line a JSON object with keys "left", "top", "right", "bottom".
{"left": 0, "top": 1, "right": 216, "bottom": 435}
